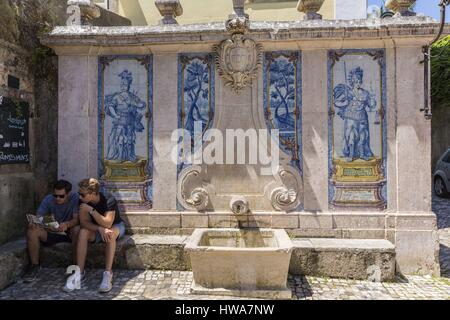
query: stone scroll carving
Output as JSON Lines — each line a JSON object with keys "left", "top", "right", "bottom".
{"left": 266, "top": 166, "right": 303, "bottom": 212}
{"left": 177, "top": 166, "right": 210, "bottom": 212}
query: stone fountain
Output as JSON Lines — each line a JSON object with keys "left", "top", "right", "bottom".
{"left": 185, "top": 228, "right": 293, "bottom": 299}
{"left": 40, "top": 0, "right": 446, "bottom": 285}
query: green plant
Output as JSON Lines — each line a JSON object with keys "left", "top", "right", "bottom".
{"left": 431, "top": 35, "right": 450, "bottom": 109}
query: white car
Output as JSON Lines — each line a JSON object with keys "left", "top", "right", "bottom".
{"left": 434, "top": 148, "right": 450, "bottom": 197}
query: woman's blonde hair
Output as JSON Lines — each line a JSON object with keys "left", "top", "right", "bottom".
{"left": 78, "top": 178, "right": 100, "bottom": 194}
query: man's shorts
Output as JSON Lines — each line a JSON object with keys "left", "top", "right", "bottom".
{"left": 41, "top": 232, "right": 72, "bottom": 247}
{"left": 92, "top": 221, "right": 126, "bottom": 244}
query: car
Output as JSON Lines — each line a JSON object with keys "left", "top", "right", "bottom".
{"left": 434, "top": 148, "right": 450, "bottom": 197}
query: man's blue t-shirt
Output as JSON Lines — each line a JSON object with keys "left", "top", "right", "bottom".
{"left": 37, "top": 192, "right": 79, "bottom": 223}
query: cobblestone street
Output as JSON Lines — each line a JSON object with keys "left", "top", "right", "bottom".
{"left": 433, "top": 194, "right": 450, "bottom": 278}
{"left": 0, "top": 195, "right": 449, "bottom": 300}
{"left": 0, "top": 268, "right": 449, "bottom": 300}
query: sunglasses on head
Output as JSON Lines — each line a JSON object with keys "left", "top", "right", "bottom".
{"left": 53, "top": 194, "right": 66, "bottom": 199}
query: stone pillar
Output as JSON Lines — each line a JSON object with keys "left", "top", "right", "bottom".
{"left": 385, "top": 45, "right": 398, "bottom": 213}
{"left": 396, "top": 47, "right": 431, "bottom": 213}
{"left": 58, "top": 54, "right": 98, "bottom": 188}
{"left": 394, "top": 45, "right": 439, "bottom": 276}
{"left": 301, "top": 50, "right": 329, "bottom": 211}
{"left": 152, "top": 53, "right": 178, "bottom": 210}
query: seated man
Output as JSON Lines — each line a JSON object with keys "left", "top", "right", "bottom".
{"left": 64, "top": 178, "right": 125, "bottom": 293}
{"left": 24, "top": 179, "right": 80, "bottom": 282}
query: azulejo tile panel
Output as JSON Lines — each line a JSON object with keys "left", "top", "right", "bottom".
{"left": 98, "top": 55, "right": 153, "bottom": 210}
{"left": 263, "top": 51, "right": 302, "bottom": 174}
{"left": 177, "top": 53, "right": 215, "bottom": 210}
{"left": 328, "top": 49, "right": 387, "bottom": 210}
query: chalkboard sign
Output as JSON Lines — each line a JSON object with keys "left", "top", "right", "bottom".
{"left": 0, "top": 96, "right": 29, "bottom": 164}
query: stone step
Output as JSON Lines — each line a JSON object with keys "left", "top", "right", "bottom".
{"left": 0, "top": 235, "right": 191, "bottom": 290}
{"left": 40, "top": 235, "right": 191, "bottom": 271}
{"left": 0, "top": 235, "right": 396, "bottom": 290}
{"left": 289, "top": 238, "right": 396, "bottom": 281}
{"left": 0, "top": 239, "right": 28, "bottom": 291}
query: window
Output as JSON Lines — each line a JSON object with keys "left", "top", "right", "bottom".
{"left": 443, "top": 150, "right": 450, "bottom": 163}
{"left": 94, "top": 0, "right": 109, "bottom": 10}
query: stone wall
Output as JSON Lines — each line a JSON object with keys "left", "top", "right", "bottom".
{"left": 43, "top": 17, "right": 448, "bottom": 275}
{"left": 0, "top": 0, "right": 130, "bottom": 245}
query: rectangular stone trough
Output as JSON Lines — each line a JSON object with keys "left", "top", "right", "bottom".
{"left": 184, "top": 228, "right": 293, "bottom": 299}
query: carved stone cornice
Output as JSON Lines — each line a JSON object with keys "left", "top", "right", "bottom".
{"left": 42, "top": 18, "right": 445, "bottom": 49}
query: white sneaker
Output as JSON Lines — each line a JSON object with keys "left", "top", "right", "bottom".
{"left": 98, "top": 271, "right": 113, "bottom": 293}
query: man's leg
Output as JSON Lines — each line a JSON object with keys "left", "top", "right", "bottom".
{"left": 27, "top": 224, "right": 47, "bottom": 265}
{"left": 68, "top": 226, "right": 81, "bottom": 265}
{"left": 24, "top": 225, "right": 48, "bottom": 282}
{"left": 77, "top": 228, "right": 96, "bottom": 273}
{"left": 98, "top": 227, "right": 121, "bottom": 293}
{"left": 105, "top": 228, "right": 120, "bottom": 272}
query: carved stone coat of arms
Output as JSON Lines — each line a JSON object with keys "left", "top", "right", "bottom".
{"left": 214, "top": 33, "right": 262, "bottom": 93}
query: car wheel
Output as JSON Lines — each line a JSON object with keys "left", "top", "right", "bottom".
{"left": 434, "top": 177, "right": 449, "bottom": 197}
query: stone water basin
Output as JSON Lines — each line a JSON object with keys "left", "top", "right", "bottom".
{"left": 185, "top": 228, "right": 293, "bottom": 299}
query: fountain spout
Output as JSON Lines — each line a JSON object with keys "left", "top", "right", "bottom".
{"left": 230, "top": 196, "right": 249, "bottom": 215}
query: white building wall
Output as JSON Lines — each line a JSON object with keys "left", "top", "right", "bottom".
{"left": 335, "top": 0, "right": 368, "bottom": 20}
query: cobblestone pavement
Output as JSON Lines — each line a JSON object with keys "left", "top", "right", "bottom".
{"left": 0, "top": 268, "right": 449, "bottom": 300}
{"left": 0, "top": 195, "right": 449, "bottom": 300}
{"left": 432, "top": 194, "right": 450, "bottom": 278}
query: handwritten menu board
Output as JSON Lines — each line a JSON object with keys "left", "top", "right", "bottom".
{"left": 0, "top": 96, "right": 29, "bottom": 164}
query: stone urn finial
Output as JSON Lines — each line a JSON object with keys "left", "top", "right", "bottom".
{"left": 66, "top": 0, "right": 101, "bottom": 26}
{"left": 155, "top": 0, "right": 183, "bottom": 25}
{"left": 385, "top": 0, "right": 416, "bottom": 17}
{"left": 297, "top": 0, "right": 325, "bottom": 20}
{"left": 231, "top": 0, "right": 249, "bottom": 19}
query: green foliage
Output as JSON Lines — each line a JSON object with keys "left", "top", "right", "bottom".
{"left": 0, "top": 1, "right": 20, "bottom": 43}
{"left": 431, "top": 35, "right": 450, "bottom": 108}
